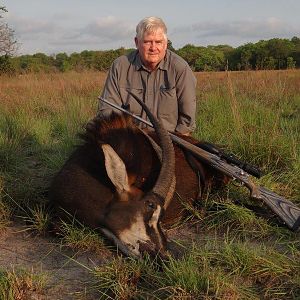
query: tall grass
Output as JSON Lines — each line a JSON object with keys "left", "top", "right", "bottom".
{"left": 194, "top": 70, "right": 300, "bottom": 201}
{"left": 0, "top": 70, "right": 299, "bottom": 299}
{"left": 0, "top": 72, "right": 105, "bottom": 210}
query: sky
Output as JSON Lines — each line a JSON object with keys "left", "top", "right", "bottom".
{"left": 2, "top": 0, "right": 300, "bottom": 55}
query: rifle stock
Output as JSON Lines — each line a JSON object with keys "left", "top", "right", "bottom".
{"left": 254, "top": 187, "right": 300, "bottom": 231}
{"left": 98, "top": 96, "right": 300, "bottom": 231}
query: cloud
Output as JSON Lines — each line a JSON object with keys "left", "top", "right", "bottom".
{"left": 171, "top": 18, "right": 300, "bottom": 46}
{"left": 6, "top": 14, "right": 136, "bottom": 54}
{"left": 49, "top": 16, "right": 136, "bottom": 51}
{"left": 53, "top": 16, "right": 136, "bottom": 52}
{"left": 5, "top": 13, "right": 300, "bottom": 54}
{"left": 81, "top": 16, "right": 135, "bottom": 42}
{"left": 7, "top": 15, "right": 59, "bottom": 38}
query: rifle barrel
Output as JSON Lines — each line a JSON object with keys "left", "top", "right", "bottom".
{"left": 99, "top": 97, "right": 154, "bottom": 128}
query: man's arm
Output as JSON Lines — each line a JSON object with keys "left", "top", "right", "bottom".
{"left": 98, "top": 60, "right": 123, "bottom": 117}
{"left": 175, "top": 66, "right": 197, "bottom": 135}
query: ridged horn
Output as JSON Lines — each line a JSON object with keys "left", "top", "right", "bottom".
{"left": 129, "top": 93, "right": 175, "bottom": 203}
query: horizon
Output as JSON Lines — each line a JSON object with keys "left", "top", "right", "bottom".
{"left": 2, "top": 0, "right": 300, "bottom": 55}
{"left": 10, "top": 35, "right": 300, "bottom": 57}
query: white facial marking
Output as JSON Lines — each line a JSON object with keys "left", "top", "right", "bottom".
{"left": 149, "top": 205, "right": 161, "bottom": 228}
{"left": 118, "top": 213, "right": 150, "bottom": 256}
{"left": 149, "top": 206, "right": 164, "bottom": 250}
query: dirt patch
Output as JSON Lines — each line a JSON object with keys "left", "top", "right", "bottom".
{"left": 0, "top": 221, "right": 206, "bottom": 299}
{"left": 0, "top": 224, "right": 112, "bottom": 299}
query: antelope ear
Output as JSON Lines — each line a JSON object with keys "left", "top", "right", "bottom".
{"left": 102, "top": 144, "right": 130, "bottom": 194}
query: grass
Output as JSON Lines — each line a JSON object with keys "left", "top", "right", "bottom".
{"left": 92, "top": 240, "right": 300, "bottom": 299}
{"left": 0, "top": 200, "right": 11, "bottom": 230}
{"left": 57, "top": 217, "right": 107, "bottom": 255}
{"left": 19, "top": 204, "right": 52, "bottom": 235}
{"left": 0, "top": 176, "right": 11, "bottom": 230}
{"left": 0, "top": 268, "right": 47, "bottom": 300}
{"left": 195, "top": 72, "right": 300, "bottom": 177}
{"left": 0, "top": 69, "right": 299, "bottom": 298}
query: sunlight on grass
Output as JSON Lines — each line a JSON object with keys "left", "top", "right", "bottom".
{"left": 0, "top": 70, "right": 299, "bottom": 299}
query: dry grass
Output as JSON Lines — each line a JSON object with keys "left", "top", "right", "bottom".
{"left": 0, "top": 69, "right": 299, "bottom": 299}
{"left": 195, "top": 69, "right": 300, "bottom": 101}
{"left": 0, "top": 268, "right": 47, "bottom": 300}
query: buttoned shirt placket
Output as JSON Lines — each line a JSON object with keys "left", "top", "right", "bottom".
{"left": 139, "top": 67, "right": 158, "bottom": 127}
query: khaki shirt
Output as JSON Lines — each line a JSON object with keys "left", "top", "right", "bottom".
{"left": 98, "top": 49, "right": 197, "bottom": 134}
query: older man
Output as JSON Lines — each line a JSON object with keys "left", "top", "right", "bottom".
{"left": 98, "top": 16, "right": 196, "bottom": 135}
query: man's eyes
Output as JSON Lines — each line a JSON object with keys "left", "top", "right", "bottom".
{"left": 144, "top": 41, "right": 163, "bottom": 45}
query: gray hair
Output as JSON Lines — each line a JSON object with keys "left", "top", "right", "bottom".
{"left": 136, "top": 17, "right": 167, "bottom": 41}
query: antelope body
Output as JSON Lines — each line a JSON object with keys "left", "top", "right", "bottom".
{"left": 49, "top": 111, "right": 227, "bottom": 257}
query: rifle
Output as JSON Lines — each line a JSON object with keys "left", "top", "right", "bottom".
{"left": 98, "top": 96, "right": 300, "bottom": 231}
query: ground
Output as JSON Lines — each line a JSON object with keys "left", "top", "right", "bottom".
{"left": 0, "top": 222, "right": 198, "bottom": 299}
{"left": 0, "top": 224, "right": 111, "bottom": 299}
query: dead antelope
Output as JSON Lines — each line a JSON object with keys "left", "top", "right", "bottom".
{"left": 49, "top": 104, "right": 228, "bottom": 258}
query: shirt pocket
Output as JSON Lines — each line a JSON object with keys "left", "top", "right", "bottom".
{"left": 157, "top": 87, "right": 178, "bottom": 131}
{"left": 158, "top": 87, "right": 178, "bottom": 118}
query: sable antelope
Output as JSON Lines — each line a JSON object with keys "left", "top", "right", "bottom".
{"left": 49, "top": 103, "right": 228, "bottom": 258}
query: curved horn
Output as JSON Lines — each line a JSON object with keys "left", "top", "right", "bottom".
{"left": 129, "top": 93, "right": 175, "bottom": 202}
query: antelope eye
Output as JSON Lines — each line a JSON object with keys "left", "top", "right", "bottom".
{"left": 146, "top": 201, "right": 156, "bottom": 210}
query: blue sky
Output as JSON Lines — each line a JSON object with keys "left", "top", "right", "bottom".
{"left": 3, "top": 0, "right": 300, "bottom": 55}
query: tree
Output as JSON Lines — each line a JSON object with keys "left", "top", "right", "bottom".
{"left": 167, "top": 39, "right": 176, "bottom": 52}
{"left": 253, "top": 40, "right": 269, "bottom": 70}
{"left": 240, "top": 44, "right": 255, "bottom": 70}
{"left": 0, "top": 6, "right": 17, "bottom": 56}
{"left": 55, "top": 52, "right": 71, "bottom": 72}
{"left": 291, "top": 36, "right": 300, "bottom": 68}
{"left": 194, "top": 48, "right": 225, "bottom": 71}
{"left": 69, "top": 52, "right": 85, "bottom": 71}
{"left": 266, "top": 38, "right": 293, "bottom": 69}
{"left": 176, "top": 44, "right": 204, "bottom": 70}
{"left": 286, "top": 57, "right": 296, "bottom": 69}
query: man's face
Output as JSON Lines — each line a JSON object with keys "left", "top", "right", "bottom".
{"left": 135, "top": 28, "right": 167, "bottom": 71}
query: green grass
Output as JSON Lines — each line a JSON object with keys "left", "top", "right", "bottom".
{"left": 92, "top": 240, "right": 300, "bottom": 299}
{"left": 19, "top": 204, "right": 52, "bottom": 235}
{"left": 195, "top": 72, "right": 299, "bottom": 174}
{"left": 57, "top": 218, "right": 107, "bottom": 254}
{"left": 0, "top": 70, "right": 299, "bottom": 298}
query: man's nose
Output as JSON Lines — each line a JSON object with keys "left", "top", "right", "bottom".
{"left": 149, "top": 42, "right": 156, "bottom": 50}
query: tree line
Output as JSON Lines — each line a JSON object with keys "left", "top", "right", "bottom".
{"left": 0, "top": 36, "right": 298, "bottom": 74}
{"left": 1, "top": 8, "right": 299, "bottom": 74}
{"left": 174, "top": 37, "right": 300, "bottom": 71}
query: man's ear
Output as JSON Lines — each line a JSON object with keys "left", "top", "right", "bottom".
{"left": 163, "top": 38, "right": 168, "bottom": 51}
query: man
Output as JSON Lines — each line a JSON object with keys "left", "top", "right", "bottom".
{"left": 98, "top": 16, "right": 196, "bottom": 135}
